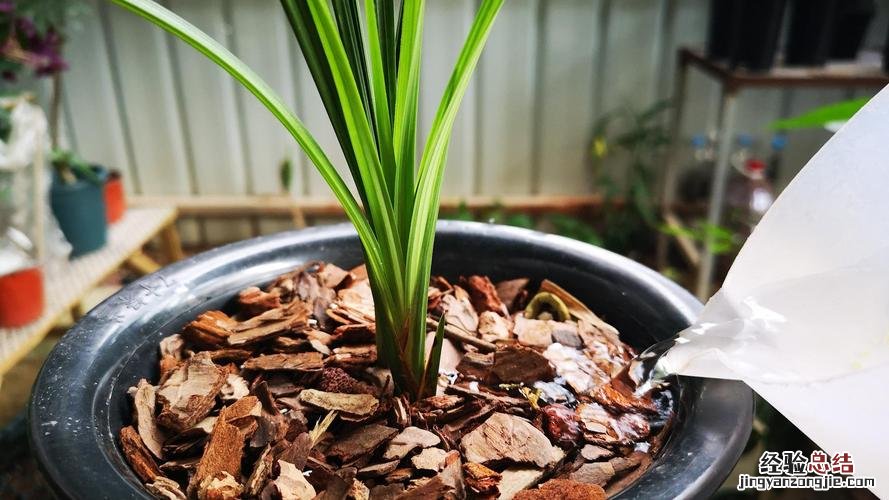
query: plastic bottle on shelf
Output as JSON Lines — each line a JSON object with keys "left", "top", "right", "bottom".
{"left": 767, "top": 134, "right": 787, "bottom": 183}
{"left": 731, "top": 134, "right": 754, "bottom": 171}
{"left": 678, "top": 134, "right": 715, "bottom": 203}
{"left": 725, "top": 158, "right": 775, "bottom": 239}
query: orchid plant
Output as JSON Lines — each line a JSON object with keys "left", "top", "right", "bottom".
{"left": 111, "top": 0, "right": 503, "bottom": 399}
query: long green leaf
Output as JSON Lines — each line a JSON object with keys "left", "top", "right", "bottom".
{"left": 769, "top": 97, "right": 868, "bottom": 131}
{"left": 376, "top": 0, "right": 399, "bottom": 118}
{"left": 404, "top": 0, "right": 504, "bottom": 376}
{"left": 419, "top": 316, "right": 446, "bottom": 399}
{"left": 279, "top": 0, "right": 368, "bottom": 210}
{"left": 393, "top": 0, "right": 424, "bottom": 241}
{"left": 332, "top": 0, "right": 375, "bottom": 132}
{"left": 364, "top": 0, "right": 398, "bottom": 199}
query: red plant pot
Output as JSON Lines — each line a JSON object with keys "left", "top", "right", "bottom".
{"left": 104, "top": 172, "right": 126, "bottom": 224}
{"left": 0, "top": 266, "right": 44, "bottom": 328}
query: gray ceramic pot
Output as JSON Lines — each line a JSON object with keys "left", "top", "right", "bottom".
{"left": 30, "top": 221, "right": 753, "bottom": 499}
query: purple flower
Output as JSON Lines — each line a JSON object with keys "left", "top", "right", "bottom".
{"left": 1, "top": 13, "right": 68, "bottom": 78}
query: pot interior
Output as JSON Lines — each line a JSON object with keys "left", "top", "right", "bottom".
{"left": 31, "top": 222, "right": 751, "bottom": 499}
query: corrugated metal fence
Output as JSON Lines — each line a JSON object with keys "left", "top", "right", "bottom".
{"left": 9, "top": 0, "right": 889, "bottom": 242}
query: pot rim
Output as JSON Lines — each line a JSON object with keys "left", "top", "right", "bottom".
{"left": 29, "top": 221, "right": 752, "bottom": 499}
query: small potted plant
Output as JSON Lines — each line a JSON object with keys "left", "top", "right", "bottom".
{"left": 0, "top": 99, "right": 44, "bottom": 327}
{"left": 49, "top": 148, "right": 108, "bottom": 257}
{"left": 31, "top": 1, "right": 752, "bottom": 498}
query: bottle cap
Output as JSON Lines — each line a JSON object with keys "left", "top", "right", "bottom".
{"left": 746, "top": 158, "right": 766, "bottom": 172}
{"left": 691, "top": 134, "right": 707, "bottom": 148}
{"left": 771, "top": 134, "right": 787, "bottom": 151}
{"left": 736, "top": 134, "right": 754, "bottom": 148}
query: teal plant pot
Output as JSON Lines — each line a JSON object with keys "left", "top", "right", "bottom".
{"left": 50, "top": 170, "right": 108, "bottom": 258}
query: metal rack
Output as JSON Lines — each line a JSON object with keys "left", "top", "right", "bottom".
{"left": 659, "top": 48, "right": 889, "bottom": 300}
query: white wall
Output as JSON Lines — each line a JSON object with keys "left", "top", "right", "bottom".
{"left": 13, "top": 0, "right": 889, "bottom": 202}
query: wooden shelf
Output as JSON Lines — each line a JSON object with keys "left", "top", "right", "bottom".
{"left": 0, "top": 207, "right": 179, "bottom": 377}
{"left": 680, "top": 48, "right": 889, "bottom": 93}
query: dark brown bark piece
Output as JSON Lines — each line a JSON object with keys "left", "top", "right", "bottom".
{"left": 331, "top": 323, "right": 376, "bottom": 345}
{"left": 181, "top": 310, "right": 235, "bottom": 347}
{"left": 592, "top": 379, "right": 657, "bottom": 415}
{"left": 156, "top": 352, "right": 226, "bottom": 432}
{"left": 370, "top": 483, "right": 405, "bottom": 500}
{"left": 237, "top": 286, "right": 282, "bottom": 316}
{"left": 464, "top": 275, "right": 507, "bottom": 315}
{"left": 495, "top": 278, "right": 530, "bottom": 312}
{"left": 382, "top": 426, "right": 441, "bottom": 460}
{"left": 398, "top": 450, "right": 463, "bottom": 500}
{"left": 220, "top": 395, "right": 261, "bottom": 437}
{"left": 317, "top": 263, "right": 351, "bottom": 289}
{"left": 455, "top": 351, "right": 493, "bottom": 382}
{"left": 491, "top": 345, "right": 555, "bottom": 384}
{"left": 445, "top": 383, "right": 530, "bottom": 410}
{"left": 463, "top": 462, "right": 501, "bottom": 497}
{"left": 327, "top": 423, "right": 397, "bottom": 463}
{"left": 242, "top": 352, "right": 324, "bottom": 372}
{"left": 250, "top": 381, "right": 286, "bottom": 449}
{"left": 120, "top": 425, "right": 162, "bottom": 483}
{"left": 244, "top": 445, "right": 274, "bottom": 498}
{"left": 226, "top": 309, "right": 309, "bottom": 347}
{"left": 159, "top": 456, "right": 199, "bottom": 475}
{"left": 162, "top": 417, "right": 214, "bottom": 457}
{"left": 358, "top": 460, "right": 400, "bottom": 479}
{"left": 317, "top": 467, "right": 357, "bottom": 500}
{"left": 542, "top": 404, "right": 583, "bottom": 449}
{"left": 439, "top": 401, "right": 495, "bottom": 448}
{"left": 206, "top": 349, "right": 253, "bottom": 364}
{"left": 513, "top": 479, "right": 607, "bottom": 500}
{"left": 277, "top": 432, "right": 312, "bottom": 470}
{"left": 189, "top": 417, "right": 244, "bottom": 495}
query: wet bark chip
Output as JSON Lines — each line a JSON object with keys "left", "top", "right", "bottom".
{"left": 156, "top": 352, "right": 227, "bottom": 433}
{"left": 117, "top": 261, "right": 674, "bottom": 499}
{"left": 492, "top": 345, "right": 555, "bottom": 384}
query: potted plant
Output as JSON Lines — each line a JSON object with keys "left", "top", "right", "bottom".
{"left": 30, "top": 1, "right": 753, "bottom": 498}
{"left": 0, "top": 97, "right": 44, "bottom": 327}
{"left": 49, "top": 148, "right": 108, "bottom": 257}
